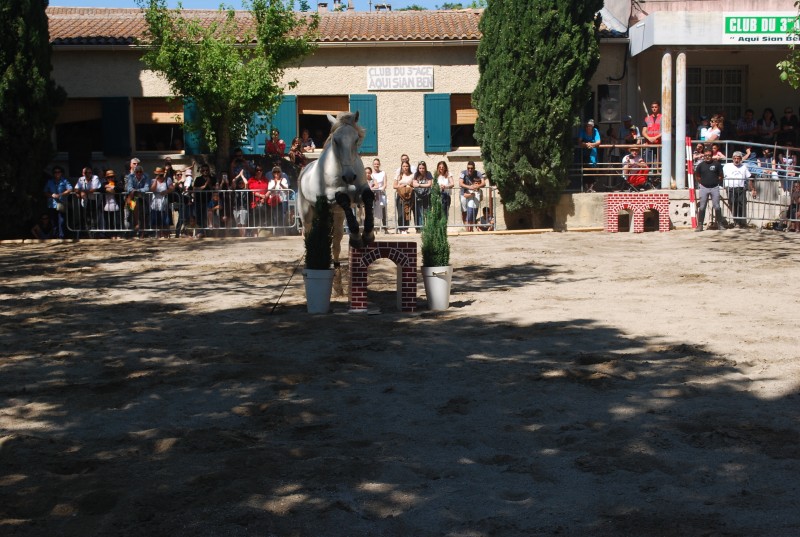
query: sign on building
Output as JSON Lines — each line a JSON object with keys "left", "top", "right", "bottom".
{"left": 723, "top": 12, "right": 800, "bottom": 44}
{"left": 367, "top": 66, "right": 434, "bottom": 91}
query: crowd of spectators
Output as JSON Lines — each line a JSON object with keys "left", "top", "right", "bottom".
{"left": 35, "top": 129, "right": 496, "bottom": 240}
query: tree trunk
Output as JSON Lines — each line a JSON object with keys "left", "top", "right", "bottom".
{"left": 215, "top": 123, "right": 231, "bottom": 181}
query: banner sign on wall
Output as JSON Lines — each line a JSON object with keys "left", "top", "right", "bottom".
{"left": 723, "top": 12, "right": 800, "bottom": 44}
{"left": 367, "top": 66, "right": 434, "bottom": 91}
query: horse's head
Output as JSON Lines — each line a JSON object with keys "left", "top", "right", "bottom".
{"left": 326, "top": 111, "right": 365, "bottom": 184}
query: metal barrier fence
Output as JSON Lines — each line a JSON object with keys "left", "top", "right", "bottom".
{"left": 570, "top": 139, "right": 800, "bottom": 229}
{"left": 374, "top": 186, "right": 498, "bottom": 234}
{"left": 62, "top": 185, "right": 499, "bottom": 239}
{"left": 63, "top": 189, "right": 299, "bottom": 238}
{"left": 569, "top": 144, "right": 663, "bottom": 192}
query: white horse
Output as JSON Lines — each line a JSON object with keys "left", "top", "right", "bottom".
{"left": 297, "top": 111, "right": 375, "bottom": 284}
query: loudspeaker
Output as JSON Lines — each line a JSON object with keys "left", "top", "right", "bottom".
{"left": 598, "top": 84, "right": 621, "bottom": 123}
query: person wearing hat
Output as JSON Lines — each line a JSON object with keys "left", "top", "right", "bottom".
{"left": 723, "top": 151, "right": 755, "bottom": 229}
{"left": 150, "top": 166, "right": 174, "bottom": 238}
{"left": 101, "top": 169, "right": 125, "bottom": 238}
{"left": 619, "top": 115, "right": 640, "bottom": 141}
{"left": 578, "top": 119, "right": 601, "bottom": 192}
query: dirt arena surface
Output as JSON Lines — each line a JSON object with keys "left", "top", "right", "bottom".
{"left": 1, "top": 230, "right": 799, "bottom": 536}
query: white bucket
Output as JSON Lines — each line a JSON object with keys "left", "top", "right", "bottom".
{"left": 303, "top": 269, "right": 334, "bottom": 313}
{"left": 421, "top": 266, "right": 452, "bottom": 311}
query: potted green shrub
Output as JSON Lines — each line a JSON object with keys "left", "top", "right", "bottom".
{"left": 420, "top": 181, "right": 452, "bottom": 310}
{"left": 303, "top": 196, "right": 335, "bottom": 313}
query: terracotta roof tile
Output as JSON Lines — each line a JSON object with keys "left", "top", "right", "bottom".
{"left": 46, "top": 7, "right": 483, "bottom": 45}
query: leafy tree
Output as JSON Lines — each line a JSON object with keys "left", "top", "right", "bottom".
{"left": 0, "top": 0, "right": 65, "bottom": 238}
{"left": 777, "top": 7, "right": 800, "bottom": 87}
{"left": 436, "top": 1, "right": 486, "bottom": 8}
{"left": 137, "top": 0, "right": 318, "bottom": 175}
{"left": 473, "top": 0, "right": 602, "bottom": 217}
{"left": 397, "top": 4, "right": 428, "bottom": 10}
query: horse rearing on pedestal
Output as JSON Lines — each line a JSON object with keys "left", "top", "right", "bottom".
{"left": 297, "top": 111, "right": 375, "bottom": 273}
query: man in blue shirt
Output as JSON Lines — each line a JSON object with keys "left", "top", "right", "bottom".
{"left": 43, "top": 166, "right": 73, "bottom": 239}
{"left": 579, "top": 119, "right": 601, "bottom": 192}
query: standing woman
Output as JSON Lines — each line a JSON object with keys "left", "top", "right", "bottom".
{"left": 757, "top": 108, "right": 778, "bottom": 146}
{"left": 412, "top": 161, "right": 434, "bottom": 228}
{"left": 247, "top": 165, "right": 269, "bottom": 231}
{"left": 435, "top": 161, "right": 455, "bottom": 219}
{"left": 100, "top": 169, "right": 124, "bottom": 239}
{"left": 370, "top": 158, "right": 388, "bottom": 233}
{"left": 393, "top": 160, "right": 415, "bottom": 234}
{"left": 149, "top": 167, "right": 174, "bottom": 239}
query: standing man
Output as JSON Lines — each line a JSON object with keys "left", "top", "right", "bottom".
{"left": 618, "top": 115, "right": 640, "bottom": 141}
{"left": 694, "top": 149, "right": 727, "bottom": 232}
{"left": 578, "top": 119, "right": 601, "bottom": 192}
{"left": 642, "top": 101, "right": 662, "bottom": 163}
{"left": 642, "top": 101, "right": 662, "bottom": 145}
{"left": 459, "top": 161, "right": 485, "bottom": 231}
{"left": 125, "top": 165, "right": 150, "bottom": 237}
{"left": 723, "top": 151, "right": 755, "bottom": 229}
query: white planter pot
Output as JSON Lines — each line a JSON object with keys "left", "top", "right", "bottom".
{"left": 422, "top": 266, "right": 452, "bottom": 311}
{"left": 303, "top": 269, "right": 335, "bottom": 313}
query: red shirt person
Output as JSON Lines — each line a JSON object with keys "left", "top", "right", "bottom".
{"left": 265, "top": 129, "right": 286, "bottom": 159}
{"left": 643, "top": 101, "right": 662, "bottom": 145}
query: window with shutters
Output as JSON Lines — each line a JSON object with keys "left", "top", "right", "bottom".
{"left": 55, "top": 98, "right": 103, "bottom": 152}
{"left": 450, "top": 94, "right": 478, "bottom": 148}
{"left": 132, "top": 98, "right": 184, "bottom": 152}
{"left": 242, "top": 94, "right": 377, "bottom": 155}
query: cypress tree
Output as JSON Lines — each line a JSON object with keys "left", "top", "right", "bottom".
{"left": 473, "top": 0, "right": 602, "bottom": 215}
{"left": 305, "top": 196, "right": 333, "bottom": 270}
{"left": 421, "top": 182, "right": 450, "bottom": 267}
{"left": 0, "top": 0, "right": 65, "bottom": 237}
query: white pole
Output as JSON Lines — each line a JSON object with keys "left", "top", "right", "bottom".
{"left": 661, "top": 52, "right": 673, "bottom": 189}
{"left": 675, "top": 53, "right": 687, "bottom": 189}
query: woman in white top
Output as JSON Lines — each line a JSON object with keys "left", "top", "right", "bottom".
{"left": 705, "top": 116, "right": 723, "bottom": 142}
{"left": 435, "top": 160, "right": 455, "bottom": 218}
{"left": 393, "top": 160, "right": 414, "bottom": 233}
{"left": 369, "top": 158, "right": 388, "bottom": 232}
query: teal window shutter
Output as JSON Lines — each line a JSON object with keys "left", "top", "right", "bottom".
{"left": 183, "top": 98, "right": 204, "bottom": 155}
{"left": 101, "top": 97, "right": 131, "bottom": 156}
{"left": 268, "top": 95, "right": 298, "bottom": 143}
{"left": 349, "top": 94, "right": 377, "bottom": 154}
{"left": 245, "top": 112, "right": 269, "bottom": 155}
{"left": 424, "top": 93, "right": 451, "bottom": 153}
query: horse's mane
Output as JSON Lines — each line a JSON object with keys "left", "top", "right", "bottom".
{"left": 324, "top": 111, "right": 366, "bottom": 148}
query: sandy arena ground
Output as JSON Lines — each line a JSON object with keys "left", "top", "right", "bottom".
{"left": 1, "top": 230, "right": 799, "bottom": 537}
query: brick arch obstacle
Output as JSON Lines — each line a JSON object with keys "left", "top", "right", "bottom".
{"left": 348, "top": 241, "right": 417, "bottom": 312}
{"left": 605, "top": 192, "right": 671, "bottom": 233}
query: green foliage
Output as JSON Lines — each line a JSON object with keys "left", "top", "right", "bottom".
{"left": 397, "top": 4, "right": 428, "bottom": 10}
{"left": 305, "top": 196, "right": 333, "bottom": 269}
{"left": 777, "top": 4, "right": 800, "bottom": 88}
{"left": 473, "top": 0, "right": 602, "bottom": 213}
{"left": 297, "top": 0, "right": 311, "bottom": 11}
{"left": 437, "top": 1, "right": 486, "bottom": 8}
{"left": 137, "top": 0, "right": 318, "bottom": 172}
{"left": 421, "top": 182, "right": 450, "bottom": 267}
{"left": 0, "top": 0, "right": 65, "bottom": 238}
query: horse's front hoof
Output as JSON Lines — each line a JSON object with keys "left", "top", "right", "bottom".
{"left": 362, "top": 231, "right": 375, "bottom": 245}
{"left": 348, "top": 235, "right": 364, "bottom": 249}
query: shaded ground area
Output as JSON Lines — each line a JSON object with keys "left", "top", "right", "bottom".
{"left": 1, "top": 231, "right": 799, "bottom": 536}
